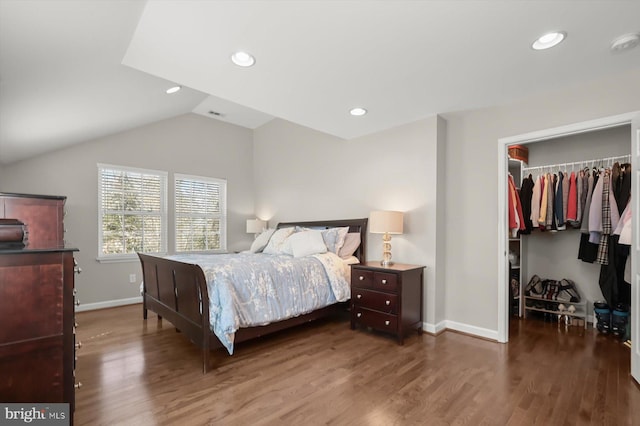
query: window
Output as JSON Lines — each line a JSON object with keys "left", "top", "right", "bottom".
{"left": 98, "top": 164, "right": 167, "bottom": 261}
{"left": 174, "top": 174, "right": 227, "bottom": 252}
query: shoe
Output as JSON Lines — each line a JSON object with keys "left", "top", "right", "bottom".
{"left": 555, "top": 279, "right": 581, "bottom": 302}
{"left": 611, "top": 303, "right": 629, "bottom": 338}
{"left": 525, "top": 275, "right": 544, "bottom": 296}
{"left": 594, "top": 301, "right": 611, "bottom": 334}
{"left": 543, "top": 280, "right": 558, "bottom": 300}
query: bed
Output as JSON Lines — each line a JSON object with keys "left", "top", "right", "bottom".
{"left": 138, "top": 218, "right": 367, "bottom": 373}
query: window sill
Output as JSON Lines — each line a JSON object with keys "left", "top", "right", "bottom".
{"left": 96, "top": 253, "right": 166, "bottom": 264}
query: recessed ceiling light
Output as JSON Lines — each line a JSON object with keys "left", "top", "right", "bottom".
{"left": 350, "top": 107, "right": 367, "bottom": 116}
{"left": 231, "top": 51, "right": 256, "bottom": 67}
{"left": 532, "top": 31, "right": 566, "bottom": 50}
{"left": 611, "top": 33, "right": 640, "bottom": 52}
{"left": 166, "top": 85, "right": 181, "bottom": 94}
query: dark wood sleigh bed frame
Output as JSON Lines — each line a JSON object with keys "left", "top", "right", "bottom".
{"left": 138, "top": 218, "right": 368, "bottom": 373}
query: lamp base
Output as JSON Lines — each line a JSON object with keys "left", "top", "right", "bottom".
{"left": 381, "top": 233, "right": 393, "bottom": 267}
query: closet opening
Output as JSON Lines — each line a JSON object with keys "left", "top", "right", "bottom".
{"left": 496, "top": 112, "right": 639, "bottom": 383}
{"left": 509, "top": 126, "right": 631, "bottom": 338}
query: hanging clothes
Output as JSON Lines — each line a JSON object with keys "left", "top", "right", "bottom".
{"left": 595, "top": 172, "right": 612, "bottom": 265}
{"left": 578, "top": 170, "right": 598, "bottom": 263}
{"left": 546, "top": 173, "right": 555, "bottom": 230}
{"left": 566, "top": 171, "right": 578, "bottom": 225}
{"left": 600, "top": 197, "right": 632, "bottom": 308}
{"left": 507, "top": 174, "right": 525, "bottom": 237}
{"left": 520, "top": 174, "right": 534, "bottom": 234}
{"left": 538, "top": 174, "right": 548, "bottom": 228}
{"left": 617, "top": 163, "right": 631, "bottom": 212}
{"left": 530, "top": 175, "right": 542, "bottom": 230}
{"left": 588, "top": 171, "right": 605, "bottom": 244}
{"left": 555, "top": 171, "right": 566, "bottom": 230}
{"left": 562, "top": 171, "right": 570, "bottom": 226}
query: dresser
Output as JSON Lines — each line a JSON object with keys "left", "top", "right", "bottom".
{"left": 0, "top": 193, "right": 79, "bottom": 421}
{"left": 350, "top": 262, "right": 425, "bottom": 344}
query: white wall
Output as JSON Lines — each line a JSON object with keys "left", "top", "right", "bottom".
{"left": 253, "top": 116, "right": 447, "bottom": 329}
{"left": 0, "top": 113, "right": 255, "bottom": 307}
{"left": 443, "top": 68, "right": 640, "bottom": 334}
{"left": 523, "top": 125, "right": 630, "bottom": 307}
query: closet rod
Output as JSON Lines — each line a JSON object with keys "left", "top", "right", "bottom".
{"left": 521, "top": 154, "right": 631, "bottom": 173}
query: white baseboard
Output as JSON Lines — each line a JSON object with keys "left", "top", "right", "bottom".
{"left": 75, "top": 296, "right": 142, "bottom": 312}
{"left": 442, "top": 320, "right": 499, "bottom": 341}
{"left": 423, "top": 320, "right": 447, "bottom": 335}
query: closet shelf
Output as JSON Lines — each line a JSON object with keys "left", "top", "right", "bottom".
{"left": 523, "top": 296, "right": 588, "bottom": 329}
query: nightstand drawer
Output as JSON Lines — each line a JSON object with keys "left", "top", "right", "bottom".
{"left": 352, "top": 289, "right": 398, "bottom": 314}
{"left": 373, "top": 272, "right": 398, "bottom": 292}
{"left": 353, "top": 307, "right": 397, "bottom": 331}
{"left": 352, "top": 269, "right": 373, "bottom": 289}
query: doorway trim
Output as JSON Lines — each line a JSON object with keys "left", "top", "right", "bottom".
{"left": 497, "top": 111, "right": 640, "bottom": 343}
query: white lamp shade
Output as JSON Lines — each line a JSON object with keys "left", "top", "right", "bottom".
{"left": 369, "top": 210, "right": 403, "bottom": 234}
{"left": 246, "top": 219, "right": 267, "bottom": 234}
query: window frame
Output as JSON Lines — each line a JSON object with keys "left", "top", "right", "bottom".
{"left": 174, "top": 173, "right": 227, "bottom": 254}
{"left": 97, "top": 163, "right": 168, "bottom": 263}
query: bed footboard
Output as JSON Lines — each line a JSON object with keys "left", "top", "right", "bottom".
{"left": 138, "top": 253, "right": 213, "bottom": 373}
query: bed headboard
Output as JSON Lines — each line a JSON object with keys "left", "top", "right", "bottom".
{"left": 276, "top": 218, "right": 368, "bottom": 263}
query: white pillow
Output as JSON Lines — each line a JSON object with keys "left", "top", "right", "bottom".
{"left": 249, "top": 228, "right": 276, "bottom": 253}
{"left": 262, "top": 227, "right": 295, "bottom": 254}
{"left": 321, "top": 226, "right": 350, "bottom": 254}
{"left": 338, "top": 232, "right": 361, "bottom": 259}
{"left": 288, "top": 230, "right": 327, "bottom": 257}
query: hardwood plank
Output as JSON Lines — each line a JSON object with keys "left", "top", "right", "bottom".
{"left": 74, "top": 305, "right": 640, "bottom": 425}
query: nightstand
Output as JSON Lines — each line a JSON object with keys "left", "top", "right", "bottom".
{"left": 350, "top": 261, "right": 425, "bottom": 344}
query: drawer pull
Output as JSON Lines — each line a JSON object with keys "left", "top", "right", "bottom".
{"left": 357, "top": 312, "right": 362, "bottom": 318}
{"left": 381, "top": 279, "right": 387, "bottom": 285}
{"left": 359, "top": 276, "right": 364, "bottom": 281}
{"left": 356, "top": 294, "right": 362, "bottom": 299}
{"left": 74, "top": 382, "right": 83, "bottom": 389}
{"left": 75, "top": 341, "right": 82, "bottom": 349}
{"left": 385, "top": 320, "right": 390, "bottom": 326}
{"left": 385, "top": 300, "right": 390, "bottom": 305}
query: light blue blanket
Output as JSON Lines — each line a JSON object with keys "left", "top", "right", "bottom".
{"left": 166, "top": 252, "right": 351, "bottom": 354}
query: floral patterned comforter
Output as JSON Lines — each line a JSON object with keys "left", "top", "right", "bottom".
{"left": 166, "top": 252, "right": 351, "bottom": 354}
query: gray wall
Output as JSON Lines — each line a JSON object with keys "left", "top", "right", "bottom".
{"left": 443, "top": 68, "right": 640, "bottom": 334}
{"left": 253, "top": 116, "right": 448, "bottom": 329}
{"left": 0, "top": 113, "right": 255, "bottom": 306}
{"left": 522, "top": 125, "right": 630, "bottom": 308}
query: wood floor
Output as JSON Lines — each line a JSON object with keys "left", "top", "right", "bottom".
{"left": 74, "top": 305, "right": 639, "bottom": 425}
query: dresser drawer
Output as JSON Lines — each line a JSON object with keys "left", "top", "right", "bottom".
{"left": 352, "top": 288, "right": 398, "bottom": 314}
{"left": 351, "top": 269, "right": 373, "bottom": 289}
{"left": 353, "top": 307, "right": 397, "bottom": 331}
{"left": 372, "top": 271, "right": 398, "bottom": 292}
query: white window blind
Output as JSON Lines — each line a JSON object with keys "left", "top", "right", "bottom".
{"left": 174, "top": 174, "right": 227, "bottom": 252}
{"left": 98, "top": 164, "right": 167, "bottom": 260}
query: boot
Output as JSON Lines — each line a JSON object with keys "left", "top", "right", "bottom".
{"left": 611, "top": 303, "right": 629, "bottom": 339}
{"left": 594, "top": 301, "right": 611, "bottom": 334}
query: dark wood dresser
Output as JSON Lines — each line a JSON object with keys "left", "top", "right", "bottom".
{"left": 0, "top": 193, "right": 79, "bottom": 420}
{"left": 350, "top": 261, "right": 425, "bottom": 344}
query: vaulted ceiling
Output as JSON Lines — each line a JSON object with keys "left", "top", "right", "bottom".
{"left": 1, "top": 1, "right": 639, "bottom": 165}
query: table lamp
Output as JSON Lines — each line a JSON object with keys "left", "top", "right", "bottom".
{"left": 369, "top": 210, "right": 404, "bottom": 267}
